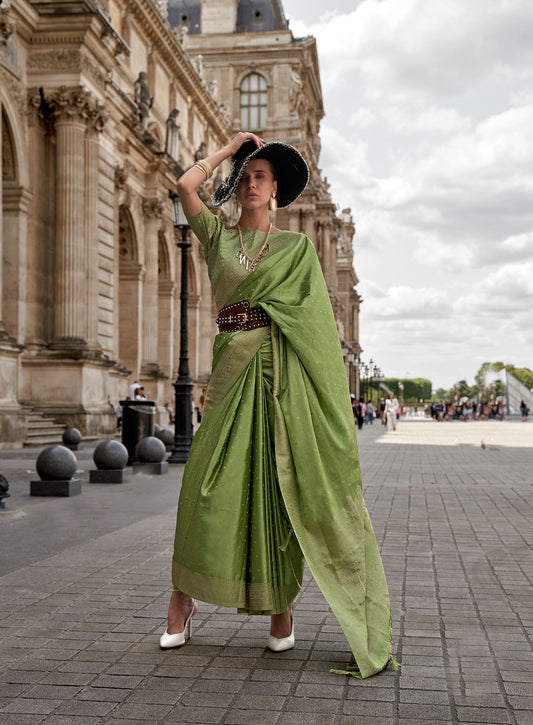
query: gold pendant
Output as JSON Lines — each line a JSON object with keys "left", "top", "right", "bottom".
{"left": 236, "top": 249, "right": 250, "bottom": 271}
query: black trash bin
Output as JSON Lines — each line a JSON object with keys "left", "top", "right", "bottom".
{"left": 120, "top": 400, "right": 156, "bottom": 464}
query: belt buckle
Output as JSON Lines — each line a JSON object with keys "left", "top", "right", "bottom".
{"left": 235, "top": 311, "right": 248, "bottom": 330}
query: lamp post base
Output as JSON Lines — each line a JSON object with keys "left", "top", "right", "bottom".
{"left": 168, "top": 376, "right": 194, "bottom": 464}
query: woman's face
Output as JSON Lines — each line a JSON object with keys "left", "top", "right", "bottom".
{"left": 235, "top": 158, "right": 277, "bottom": 210}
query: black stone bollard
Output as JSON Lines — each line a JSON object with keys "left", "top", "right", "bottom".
{"left": 156, "top": 427, "right": 174, "bottom": 451}
{"left": 30, "top": 445, "right": 81, "bottom": 496}
{"left": 132, "top": 436, "right": 168, "bottom": 475}
{"left": 0, "top": 474, "right": 10, "bottom": 509}
{"left": 89, "top": 440, "right": 131, "bottom": 484}
{"left": 63, "top": 427, "right": 82, "bottom": 451}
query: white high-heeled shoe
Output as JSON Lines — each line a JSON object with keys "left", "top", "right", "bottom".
{"left": 159, "top": 599, "right": 197, "bottom": 649}
{"left": 268, "top": 608, "right": 294, "bottom": 652}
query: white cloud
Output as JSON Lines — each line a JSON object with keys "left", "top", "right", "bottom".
{"left": 287, "top": 1, "right": 533, "bottom": 389}
{"left": 300, "top": 0, "right": 533, "bottom": 100}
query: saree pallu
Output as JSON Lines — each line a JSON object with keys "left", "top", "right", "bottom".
{"left": 172, "top": 209, "right": 392, "bottom": 678}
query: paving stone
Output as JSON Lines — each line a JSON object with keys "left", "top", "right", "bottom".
{"left": 343, "top": 699, "right": 394, "bottom": 717}
{"left": 166, "top": 704, "right": 226, "bottom": 722}
{"left": 455, "top": 706, "right": 512, "bottom": 723}
{"left": 90, "top": 675, "right": 144, "bottom": 689}
{"left": 42, "top": 717, "right": 101, "bottom": 725}
{"left": 0, "top": 715, "right": 48, "bottom": 725}
{"left": 75, "top": 687, "right": 131, "bottom": 702}
{"left": 283, "top": 695, "right": 339, "bottom": 714}
{"left": 1, "top": 698, "right": 62, "bottom": 714}
{"left": 106, "top": 702, "right": 174, "bottom": 720}
{"left": 53, "top": 699, "right": 115, "bottom": 717}
{"left": 1, "top": 423, "right": 531, "bottom": 725}
{"left": 224, "top": 710, "right": 280, "bottom": 725}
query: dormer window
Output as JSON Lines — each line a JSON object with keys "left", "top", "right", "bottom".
{"left": 240, "top": 73, "right": 267, "bottom": 130}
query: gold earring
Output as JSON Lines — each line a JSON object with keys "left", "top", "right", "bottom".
{"left": 270, "top": 194, "right": 277, "bottom": 212}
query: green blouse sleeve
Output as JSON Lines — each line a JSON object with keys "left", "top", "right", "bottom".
{"left": 185, "top": 202, "right": 225, "bottom": 254}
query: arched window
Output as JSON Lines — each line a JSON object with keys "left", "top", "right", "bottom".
{"left": 240, "top": 73, "right": 267, "bottom": 130}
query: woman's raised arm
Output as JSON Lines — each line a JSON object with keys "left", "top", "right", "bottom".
{"left": 176, "top": 132, "right": 264, "bottom": 216}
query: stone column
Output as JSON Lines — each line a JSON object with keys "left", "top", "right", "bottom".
{"left": 141, "top": 198, "right": 163, "bottom": 375}
{"left": 302, "top": 209, "right": 315, "bottom": 244}
{"left": 287, "top": 208, "right": 300, "bottom": 233}
{"left": 50, "top": 87, "right": 98, "bottom": 349}
{"left": 321, "top": 220, "right": 332, "bottom": 287}
{"left": 329, "top": 222, "right": 338, "bottom": 290}
{"left": 0, "top": 106, "right": 4, "bottom": 338}
{"left": 85, "top": 107, "right": 105, "bottom": 349}
{"left": 158, "top": 279, "right": 176, "bottom": 377}
{"left": 188, "top": 293, "right": 200, "bottom": 381}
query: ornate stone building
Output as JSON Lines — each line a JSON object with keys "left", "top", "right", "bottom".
{"left": 0, "top": 0, "right": 361, "bottom": 448}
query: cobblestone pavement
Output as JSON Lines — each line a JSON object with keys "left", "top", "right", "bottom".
{"left": 0, "top": 419, "right": 532, "bottom": 724}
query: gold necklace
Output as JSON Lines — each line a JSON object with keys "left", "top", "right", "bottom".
{"left": 235, "top": 223, "right": 272, "bottom": 272}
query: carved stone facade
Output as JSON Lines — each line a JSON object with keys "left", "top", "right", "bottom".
{"left": 0, "top": 0, "right": 361, "bottom": 447}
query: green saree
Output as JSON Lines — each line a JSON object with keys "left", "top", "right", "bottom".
{"left": 172, "top": 204, "right": 392, "bottom": 678}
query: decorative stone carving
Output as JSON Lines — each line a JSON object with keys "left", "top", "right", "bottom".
{"left": 193, "top": 54, "right": 204, "bottom": 80}
{"left": 28, "top": 86, "right": 106, "bottom": 135}
{"left": 28, "top": 49, "right": 80, "bottom": 71}
{"left": 172, "top": 24, "right": 189, "bottom": 47}
{"left": 219, "top": 102, "right": 231, "bottom": 125}
{"left": 2, "top": 34, "right": 16, "bottom": 72}
{"left": 134, "top": 71, "right": 153, "bottom": 132}
{"left": 207, "top": 80, "right": 218, "bottom": 100}
{"left": 194, "top": 141, "right": 207, "bottom": 161}
{"left": 81, "top": 54, "right": 108, "bottom": 90}
{"left": 0, "top": 7, "right": 16, "bottom": 52}
{"left": 165, "top": 108, "right": 180, "bottom": 160}
{"left": 142, "top": 197, "right": 163, "bottom": 219}
{"left": 114, "top": 163, "right": 129, "bottom": 190}
{"left": 289, "top": 70, "right": 302, "bottom": 110}
{"left": 154, "top": 0, "right": 168, "bottom": 19}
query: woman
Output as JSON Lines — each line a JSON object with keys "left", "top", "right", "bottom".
{"left": 161, "top": 132, "right": 393, "bottom": 678}
{"left": 384, "top": 392, "right": 399, "bottom": 431}
{"left": 520, "top": 400, "right": 529, "bottom": 422}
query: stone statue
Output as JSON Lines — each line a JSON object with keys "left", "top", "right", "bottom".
{"left": 172, "top": 24, "right": 189, "bottom": 46}
{"left": 289, "top": 70, "right": 302, "bottom": 110}
{"left": 194, "top": 141, "right": 207, "bottom": 162}
{"left": 207, "top": 80, "right": 218, "bottom": 100}
{"left": 219, "top": 103, "right": 231, "bottom": 125}
{"left": 193, "top": 54, "right": 204, "bottom": 80}
{"left": 154, "top": 0, "right": 168, "bottom": 19}
{"left": 134, "top": 71, "right": 153, "bottom": 132}
{"left": 165, "top": 108, "right": 181, "bottom": 160}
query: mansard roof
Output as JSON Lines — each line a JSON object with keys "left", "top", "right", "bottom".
{"left": 167, "top": 0, "right": 288, "bottom": 34}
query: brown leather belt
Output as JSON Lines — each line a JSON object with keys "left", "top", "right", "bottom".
{"left": 216, "top": 300, "right": 271, "bottom": 332}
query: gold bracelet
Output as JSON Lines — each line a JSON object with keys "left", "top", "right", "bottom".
{"left": 193, "top": 159, "right": 213, "bottom": 180}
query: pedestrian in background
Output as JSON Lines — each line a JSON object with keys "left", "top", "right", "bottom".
{"left": 384, "top": 392, "right": 399, "bottom": 431}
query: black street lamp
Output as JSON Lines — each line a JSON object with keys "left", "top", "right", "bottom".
{"left": 348, "top": 351, "right": 355, "bottom": 396}
{"left": 367, "top": 358, "right": 373, "bottom": 402}
{"left": 167, "top": 190, "right": 194, "bottom": 464}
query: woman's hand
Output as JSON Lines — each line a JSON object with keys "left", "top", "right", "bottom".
{"left": 176, "top": 132, "right": 265, "bottom": 215}
{"left": 225, "top": 132, "right": 264, "bottom": 156}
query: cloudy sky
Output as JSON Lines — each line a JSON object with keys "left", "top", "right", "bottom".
{"left": 282, "top": 0, "right": 533, "bottom": 391}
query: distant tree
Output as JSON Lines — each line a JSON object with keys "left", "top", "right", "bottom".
{"left": 433, "top": 388, "right": 448, "bottom": 402}
{"left": 474, "top": 362, "right": 533, "bottom": 392}
{"left": 474, "top": 362, "right": 505, "bottom": 390}
{"left": 506, "top": 366, "right": 533, "bottom": 389}
{"left": 384, "top": 378, "right": 432, "bottom": 403}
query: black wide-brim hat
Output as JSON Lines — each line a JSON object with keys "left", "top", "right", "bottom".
{"left": 212, "top": 140, "right": 309, "bottom": 209}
